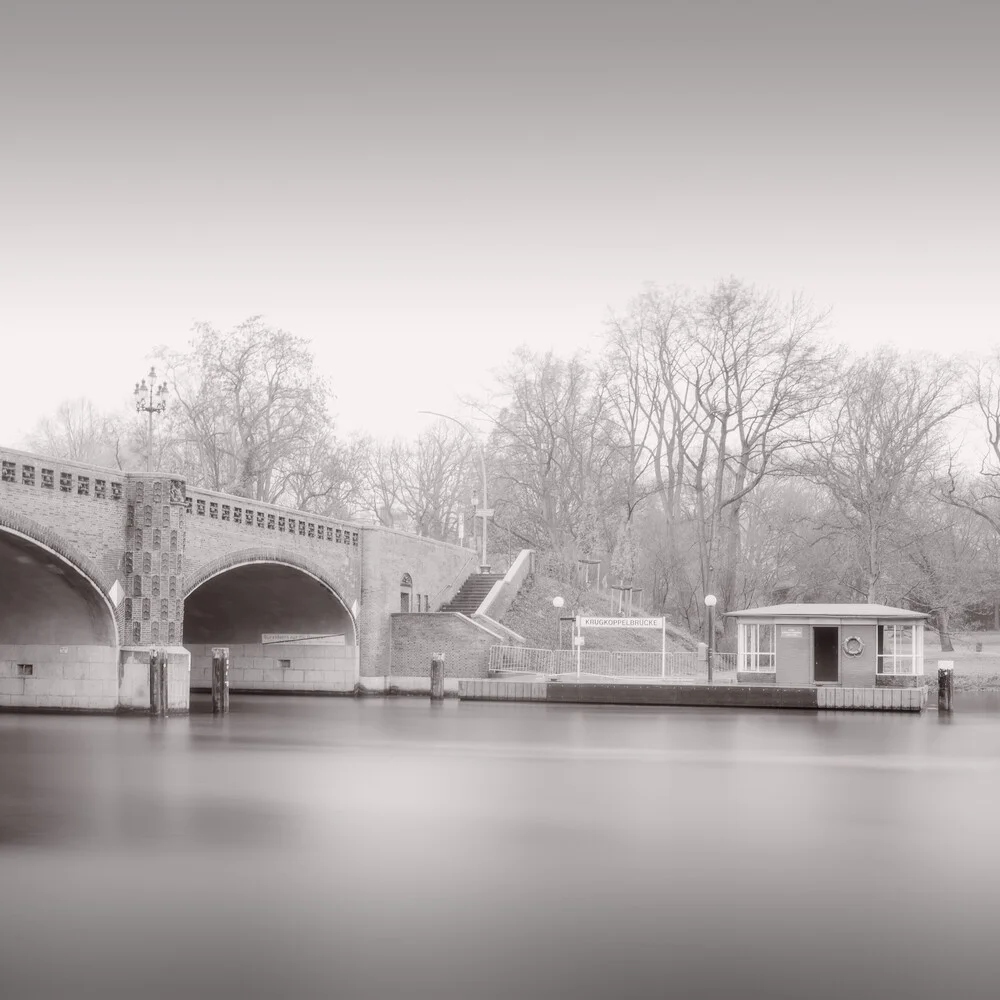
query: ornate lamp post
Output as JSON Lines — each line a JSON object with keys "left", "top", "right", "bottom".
{"left": 134, "top": 367, "right": 168, "bottom": 473}
{"left": 704, "top": 594, "right": 717, "bottom": 683}
{"left": 418, "top": 410, "right": 491, "bottom": 573}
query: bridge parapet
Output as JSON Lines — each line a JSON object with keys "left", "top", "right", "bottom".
{"left": 1, "top": 445, "right": 127, "bottom": 503}
{"left": 183, "top": 484, "right": 361, "bottom": 549}
{"left": 0, "top": 446, "right": 129, "bottom": 593}
{"left": 181, "top": 485, "right": 363, "bottom": 612}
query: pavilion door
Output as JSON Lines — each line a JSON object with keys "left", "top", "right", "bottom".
{"left": 813, "top": 626, "right": 839, "bottom": 683}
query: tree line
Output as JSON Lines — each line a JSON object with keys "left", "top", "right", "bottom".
{"left": 24, "top": 286, "right": 1000, "bottom": 649}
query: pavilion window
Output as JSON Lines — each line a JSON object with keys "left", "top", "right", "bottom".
{"left": 877, "top": 623, "right": 922, "bottom": 675}
{"left": 739, "top": 623, "right": 775, "bottom": 672}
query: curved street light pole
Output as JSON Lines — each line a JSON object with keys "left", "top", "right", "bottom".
{"left": 419, "top": 410, "right": 489, "bottom": 572}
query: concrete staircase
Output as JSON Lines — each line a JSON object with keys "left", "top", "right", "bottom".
{"left": 439, "top": 572, "right": 503, "bottom": 614}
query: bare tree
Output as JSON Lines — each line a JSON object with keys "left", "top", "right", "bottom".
{"left": 354, "top": 436, "right": 406, "bottom": 528}
{"left": 800, "top": 347, "right": 967, "bottom": 602}
{"left": 603, "top": 280, "right": 837, "bottom": 627}
{"left": 284, "top": 432, "right": 362, "bottom": 518}
{"left": 942, "top": 350, "right": 1000, "bottom": 535}
{"left": 155, "top": 318, "right": 333, "bottom": 505}
{"left": 685, "top": 280, "right": 838, "bottom": 614}
{"left": 486, "top": 348, "right": 624, "bottom": 575}
{"left": 26, "top": 398, "right": 135, "bottom": 470}
{"left": 894, "top": 500, "right": 987, "bottom": 650}
{"left": 350, "top": 422, "right": 478, "bottom": 542}
{"left": 396, "top": 421, "right": 476, "bottom": 541}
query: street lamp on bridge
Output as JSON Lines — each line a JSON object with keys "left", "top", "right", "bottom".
{"left": 134, "top": 367, "right": 168, "bottom": 473}
{"left": 418, "top": 410, "right": 492, "bottom": 573}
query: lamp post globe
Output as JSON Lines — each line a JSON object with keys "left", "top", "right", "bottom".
{"left": 553, "top": 596, "right": 565, "bottom": 648}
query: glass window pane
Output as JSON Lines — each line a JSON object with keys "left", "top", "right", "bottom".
{"left": 761, "top": 625, "right": 775, "bottom": 654}
{"left": 894, "top": 625, "right": 913, "bottom": 657}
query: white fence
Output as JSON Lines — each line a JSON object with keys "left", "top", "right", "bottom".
{"left": 488, "top": 646, "right": 736, "bottom": 681}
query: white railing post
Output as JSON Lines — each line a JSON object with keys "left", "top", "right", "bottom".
{"left": 661, "top": 618, "right": 666, "bottom": 679}
{"left": 576, "top": 616, "right": 581, "bottom": 677}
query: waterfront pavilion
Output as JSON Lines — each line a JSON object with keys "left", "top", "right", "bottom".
{"left": 725, "top": 604, "right": 928, "bottom": 688}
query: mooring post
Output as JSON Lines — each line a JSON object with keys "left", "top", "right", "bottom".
{"left": 938, "top": 662, "right": 954, "bottom": 713}
{"left": 212, "top": 647, "right": 230, "bottom": 715}
{"left": 149, "top": 649, "right": 160, "bottom": 716}
{"left": 430, "top": 653, "right": 445, "bottom": 702}
{"left": 149, "top": 649, "right": 167, "bottom": 717}
{"left": 158, "top": 650, "right": 169, "bottom": 717}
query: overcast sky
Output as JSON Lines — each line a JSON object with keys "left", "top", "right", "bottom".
{"left": 1, "top": 0, "right": 997, "bottom": 445}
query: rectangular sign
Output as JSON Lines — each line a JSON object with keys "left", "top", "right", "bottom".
{"left": 261, "top": 634, "right": 346, "bottom": 646}
{"left": 781, "top": 626, "right": 803, "bottom": 638}
{"left": 577, "top": 616, "right": 664, "bottom": 629}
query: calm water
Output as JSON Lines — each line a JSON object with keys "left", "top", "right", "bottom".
{"left": 2, "top": 694, "right": 1000, "bottom": 999}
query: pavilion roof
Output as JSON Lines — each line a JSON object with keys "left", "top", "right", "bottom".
{"left": 725, "top": 603, "right": 928, "bottom": 619}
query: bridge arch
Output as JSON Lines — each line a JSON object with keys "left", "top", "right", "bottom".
{"left": 0, "top": 506, "right": 119, "bottom": 644}
{"left": 185, "top": 548, "right": 356, "bottom": 629}
{"left": 0, "top": 506, "right": 120, "bottom": 710}
{"left": 182, "top": 547, "right": 358, "bottom": 694}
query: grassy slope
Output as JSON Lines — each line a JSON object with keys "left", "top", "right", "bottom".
{"left": 500, "top": 573, "right": 697, "bottom": 652}
{"left": 924, "top": 631, "right": 1000, "bottom": 691}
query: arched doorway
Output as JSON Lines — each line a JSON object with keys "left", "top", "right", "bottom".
{"left": 183, "top": 561, "right": 358, "bottom": 694}
{"left": 0, "top": 526, "right": 119, "bottom": 710}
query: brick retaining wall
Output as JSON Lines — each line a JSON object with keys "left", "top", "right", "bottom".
{"left": 390, "top": 612, "right": 501, "bottom": 679}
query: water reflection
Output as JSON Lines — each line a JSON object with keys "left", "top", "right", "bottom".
{"left": 1, "top": 695, "right": 999, "bottom": 999}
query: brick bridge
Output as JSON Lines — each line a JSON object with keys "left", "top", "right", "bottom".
{"left": 0, "top": 446, "right": 482, "bottom": 712}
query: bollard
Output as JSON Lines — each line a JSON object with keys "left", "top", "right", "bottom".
{"left": 212, "top": 647, "right": 230, "bottom": 715}
{"left": 159, "top": 651, "right": 169, "bottom": 716}
{"left": 938, "top": 663, "right": 954, "bottom": 713}
{"left": 149, "top": 650, "right": 160, "bottom": 716}
{"left": 430, "top": 654, "right": 445, "bottom": 702}
{"left": 149, "top": 649, "right": 167, "bottom": 717}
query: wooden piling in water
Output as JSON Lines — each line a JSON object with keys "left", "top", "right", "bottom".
{"left": 938, "top": 662, "right": 954, "bottom": 713}
{"left": 149, "top": 649, "right": 167, "bottom": 717}
{"left": 430, "top": 654, "right": 445, "bottom": 701}
{"left": 212, "top": 647, "right": 230, "bottom": 715}
{"left": 149, "top": 650, "right": 159, "bottom": 716}
{"left": 160, "top": 651, "right": 169, "bottom": 716}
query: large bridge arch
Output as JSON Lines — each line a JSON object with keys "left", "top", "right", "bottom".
{"left": 0, "top": 509, "right": 120, "bottom": 710}
{"left": 0, "top": 506, "right": 117, "bottom": 612}
{"left": 182, "top": 548, "right": 359, "bottom": 694}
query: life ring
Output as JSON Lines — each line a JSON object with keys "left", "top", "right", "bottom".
{"left": 843, "top": 635, "right": 865, "bottom": 657}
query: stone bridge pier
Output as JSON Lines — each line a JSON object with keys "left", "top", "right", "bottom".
{"left": 1, "top": 447, "right": 478, "bottom": 712}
